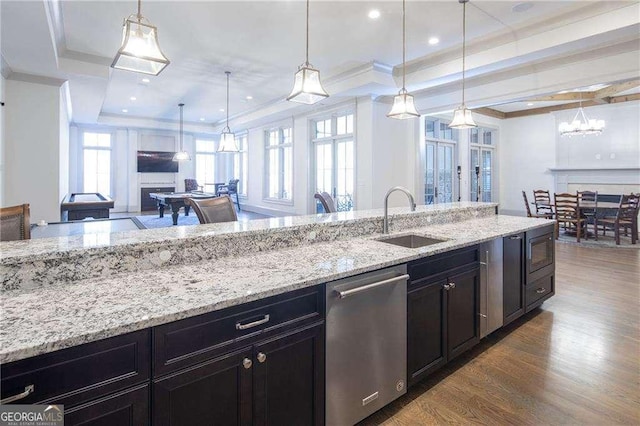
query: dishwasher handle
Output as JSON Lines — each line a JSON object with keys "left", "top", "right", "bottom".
{"left": 334, "top": 274, "right": 410, "bottom": 299}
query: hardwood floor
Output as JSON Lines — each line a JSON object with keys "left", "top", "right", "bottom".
{"left": 359, "top": 243, "right": 640, "bottom": 425}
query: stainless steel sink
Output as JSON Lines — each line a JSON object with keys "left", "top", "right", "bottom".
{"left": 376, "top": 234, "right": 446, "bottom": 248}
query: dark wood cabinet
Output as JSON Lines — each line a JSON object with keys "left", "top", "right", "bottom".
{"left": 447, "top": 268, "right": 480, "bottom": 362}
{"left": 503, "top": 233, "right": 525, "bottom": 325}
{"left": 65, "top": 384, "right": 149, "bottom": 426}
{"left": 407, "top": 246, "right": 480, "bottom": 387}
{"left": 253, "top": 324, "right": 324, "bottom": 426}
{"left": 407, "top": 279, "right": 447, "bottom": 384}
{"left": 153, "top": 323, "right": 324, "bottom": 426}
{"left": 153, "top": 348, "right": 253, "bottom": 426}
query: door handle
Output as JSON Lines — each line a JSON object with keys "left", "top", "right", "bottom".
{"left": 335, "top": 274, "right": 409, "bottom": 299}
{"left": 243, "top": 358, "right": 253, "bottom": 369}
{"left": 257, "top": 352, "right": 267, "bottom": 363}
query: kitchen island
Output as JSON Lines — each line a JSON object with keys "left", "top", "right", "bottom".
{"left": 0, "top": 202, "right": 555, "bottom": 425}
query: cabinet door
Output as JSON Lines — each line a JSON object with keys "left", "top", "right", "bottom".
{"left": 503, "top": 233, "right": 525, "bottom": 325}
{"left": 153, "top": 348, "right": 252, "bottom": 426}
{"left": 253, "top": 323, "right": 324, "bottom": 426}
{"left": 447, "top": 268, "right": 480, "bottom": 361}
{"left": 407, "top": 279, "right": 447, "bottom": 387}
{"left": 65, "top": 384, "right": 148, "bottom": 426}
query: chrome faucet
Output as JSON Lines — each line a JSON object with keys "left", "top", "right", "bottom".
{"left": 383, "top": 186, "right": 416, "bottom": 234}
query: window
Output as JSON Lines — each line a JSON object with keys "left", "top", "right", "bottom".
{"left": 312, "top": 113, "right": 355, "bottom": 212}
{"left": 195, "top": 139, "right": 216, "bottom": 190}
{"left": 424, "top": 118, "right": 458, "bottom": 204}
{"left": 264, "top": 127, "right": 293, "bottom": 201}
{"left": 470, "top": 127, "right": 496, "bottom": 202}
{"left": 83, "top": 132, "right": 111, "bottom": 195}
{"left": 233, "top": 134, "right": 248, "bottom": 196}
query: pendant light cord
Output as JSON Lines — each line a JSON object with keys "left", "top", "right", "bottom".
{"left": 225, "top": 71, "right": 231, "bottom": 131}
{"left": 137, "top": 0, "right": 142, "bottom": 21}
{"left": 462, "top": 0, "right": 467, "bottom": 106}
{"left": 178, "top": 103, "right": 184, "bottom": 150}
{"left": 402, "top": 0, "right": 406, "bottom": 90}
{"left": 306, "top": 0, "right": 310, "bottom": 65}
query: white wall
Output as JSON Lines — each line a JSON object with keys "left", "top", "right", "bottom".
{"left": 4, "top": 79, "right": 65, "bottom": 222}
{"left": 499, "top": 114, "right": 556, "bottom": 216}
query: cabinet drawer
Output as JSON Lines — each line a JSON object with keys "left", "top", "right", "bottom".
{"left": 409, "top": 246, "right": 479, "bottom": 286}
{"left": 65, "top": 384, "right": 149, "bottom": 426}
{"left": 1, "top": 330, "right": 150, "bottom": 408}
{"left": 526, "top": 274, "right": 554, "bottom": 311}
{"left": 153, "top": 286, "right": 324, "bottom": 376}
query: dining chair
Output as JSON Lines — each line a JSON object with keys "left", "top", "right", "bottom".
{"left": 184, "top": 178, "right": 203, "bottom": 192}
{"left": 533, "top": 190, "right": 554, "bottom": 217}
{"left": 0, "top": 203, "right": 31, "bottom": 241}
{"left": 522, "top": 191, "right": 552, "bottom": 218}
{"left": 577, "top": 190, "right": 598, "bottom": 236}
{"left": 314, "top": 192, "right": 336, "bottom": 213}
{"left": 217, "top": 179, "right": 241, "bottom": 211}
{"left": 596, "top": 194, "right": 639, "bottom": 245}
{"left": 186, "top": 196, "right": 238, "bottom": 224}
{"left": 554, "top": 192, "right": 586, "bottom": 242}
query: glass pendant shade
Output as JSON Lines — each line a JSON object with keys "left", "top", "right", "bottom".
{"left": 559, "top": 107, "right": 605, "bottom": 137}
{"left": 173, "top": 103, "right": 190, "bottom": 161}
{"left": 449, "top": 106, "right": 477, "bottom": 129}
{"left": 172, "top": 150, "right": 190, "bottom": 161}
{"left": 112, "top": 17, "right": 169, "bottom": 75}
{"left": 287, "top": 64, "right": 329, "bottom": 105}
{"left": 387, "top": 89, "right": 420, "bottom": 119}
{"left": 218, "top": 129, "right": 239, "bottom": 153}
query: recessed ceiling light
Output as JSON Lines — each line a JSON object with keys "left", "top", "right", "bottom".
{"left": 141, "top": 78, "right": 150, "bottom": 83}
{"left": 219, "top": 108, "right": 225, "bottom": 112}
{"left": 428, "top": 37, "right": 439, "bottom": 45}
{"left": 130, "top": 96, "right": 137, "bottom": 101}
{"left": 122, "top": 109, "right": 128, "bottom": 113}
{"left": 527, "top": 103, "right": 534, "bottom": 106}
{"left": 368, "top": 9, "right": 381, "bottom": 19}
{"left": 512, "top": 2, "right": 534, "bottom": 13}
{"left": 246, "top": 95, "right": 253, "bottom": 100}
{"left": 200, "top": 117, "right": 205, "bottom": 121}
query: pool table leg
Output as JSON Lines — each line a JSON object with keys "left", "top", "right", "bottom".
{"left": 158, "top": 203, "right": 165, "bottom": 218}
{"left": 184, "top": 205, "right": 191, "bottom": 216}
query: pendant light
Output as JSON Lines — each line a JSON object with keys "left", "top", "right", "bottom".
{"left": 218, "top": 71, "right": 239, "bottom": 153}
{"left": 173, "top": 103, "right": 190, "bottom": 161}
{"left": 558, "top": 91, "right": 605, "bottom": 137}
{"left": 449, "top": 0, "right": 477, "bottom": 129}
{"left": 387, "top": 0, "right": 420, "bottom": 119}
{"left": 286, "top": 0, "right": 329, "bottom": 104}
{"left": 111, "top": 0, "right": 170, "bottom": 76}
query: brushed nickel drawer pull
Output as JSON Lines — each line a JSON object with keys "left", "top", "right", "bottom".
{"left": 1, "top": 384, "right": 34, "bottom": 404}
{"left": 509, "top": 235, "right": 522, "bottom": 240}
{"left": 536, "top": 288, "right": 547, "bottom": 294}
{"left": 243, "top": 358, "right": 252, "bottom": 369}
{"left": 257, "top": 352, "right": 267, "bottom": 363}
{"left": 236, "top": 314, "right": 270, "bottom": 330}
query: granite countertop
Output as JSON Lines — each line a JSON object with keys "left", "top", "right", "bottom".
{"left": 0, "top": 214, "right": 553, "bottom": 364}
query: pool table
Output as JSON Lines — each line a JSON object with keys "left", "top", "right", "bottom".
{"left": 61, "top": 192, "right": 114, "bottom": 221}
{"left": 149, "top": 191, "right": 217, "bottom": 225}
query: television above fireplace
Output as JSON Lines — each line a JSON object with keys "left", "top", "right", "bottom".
{"left": 137, "top": 151, "right": 179, "bottom": 173}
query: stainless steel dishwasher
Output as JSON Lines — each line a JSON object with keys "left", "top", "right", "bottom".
{"left": 325, "top": 265, "right": 408, "bottom": 426}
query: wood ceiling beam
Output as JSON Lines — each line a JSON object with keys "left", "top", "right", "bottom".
{"left": 528, "top": 92, "right": 595, "bottom": 102}
{"left": 503, "top": 93, "right": 640, "bottom": 118}
{"left": 473, "top": 107, "right": 506, "bottom": 119}
{"left": 593, "top": 80, "right": 640, "bottom": 99}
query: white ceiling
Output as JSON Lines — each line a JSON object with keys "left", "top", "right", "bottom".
{"left": 1, "top": 0, "right": 639, "bottom": 127}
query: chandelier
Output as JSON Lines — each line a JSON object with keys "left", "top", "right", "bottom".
{"left": 558, "top": 105, "right": 605, "bottom": 137}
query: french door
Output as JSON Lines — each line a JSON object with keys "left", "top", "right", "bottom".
{"left": 470, "top": 147, "right": 493, "bottom": 202}
{"left": 314, "top": 138, "right": 355, "bottom": 212}
{"left": 425, "top": 142, "right": 455, "bottom": 204}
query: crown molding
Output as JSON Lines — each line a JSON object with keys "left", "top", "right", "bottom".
{"left": 7, "top": 72, "right": 67, "bottom": 87}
